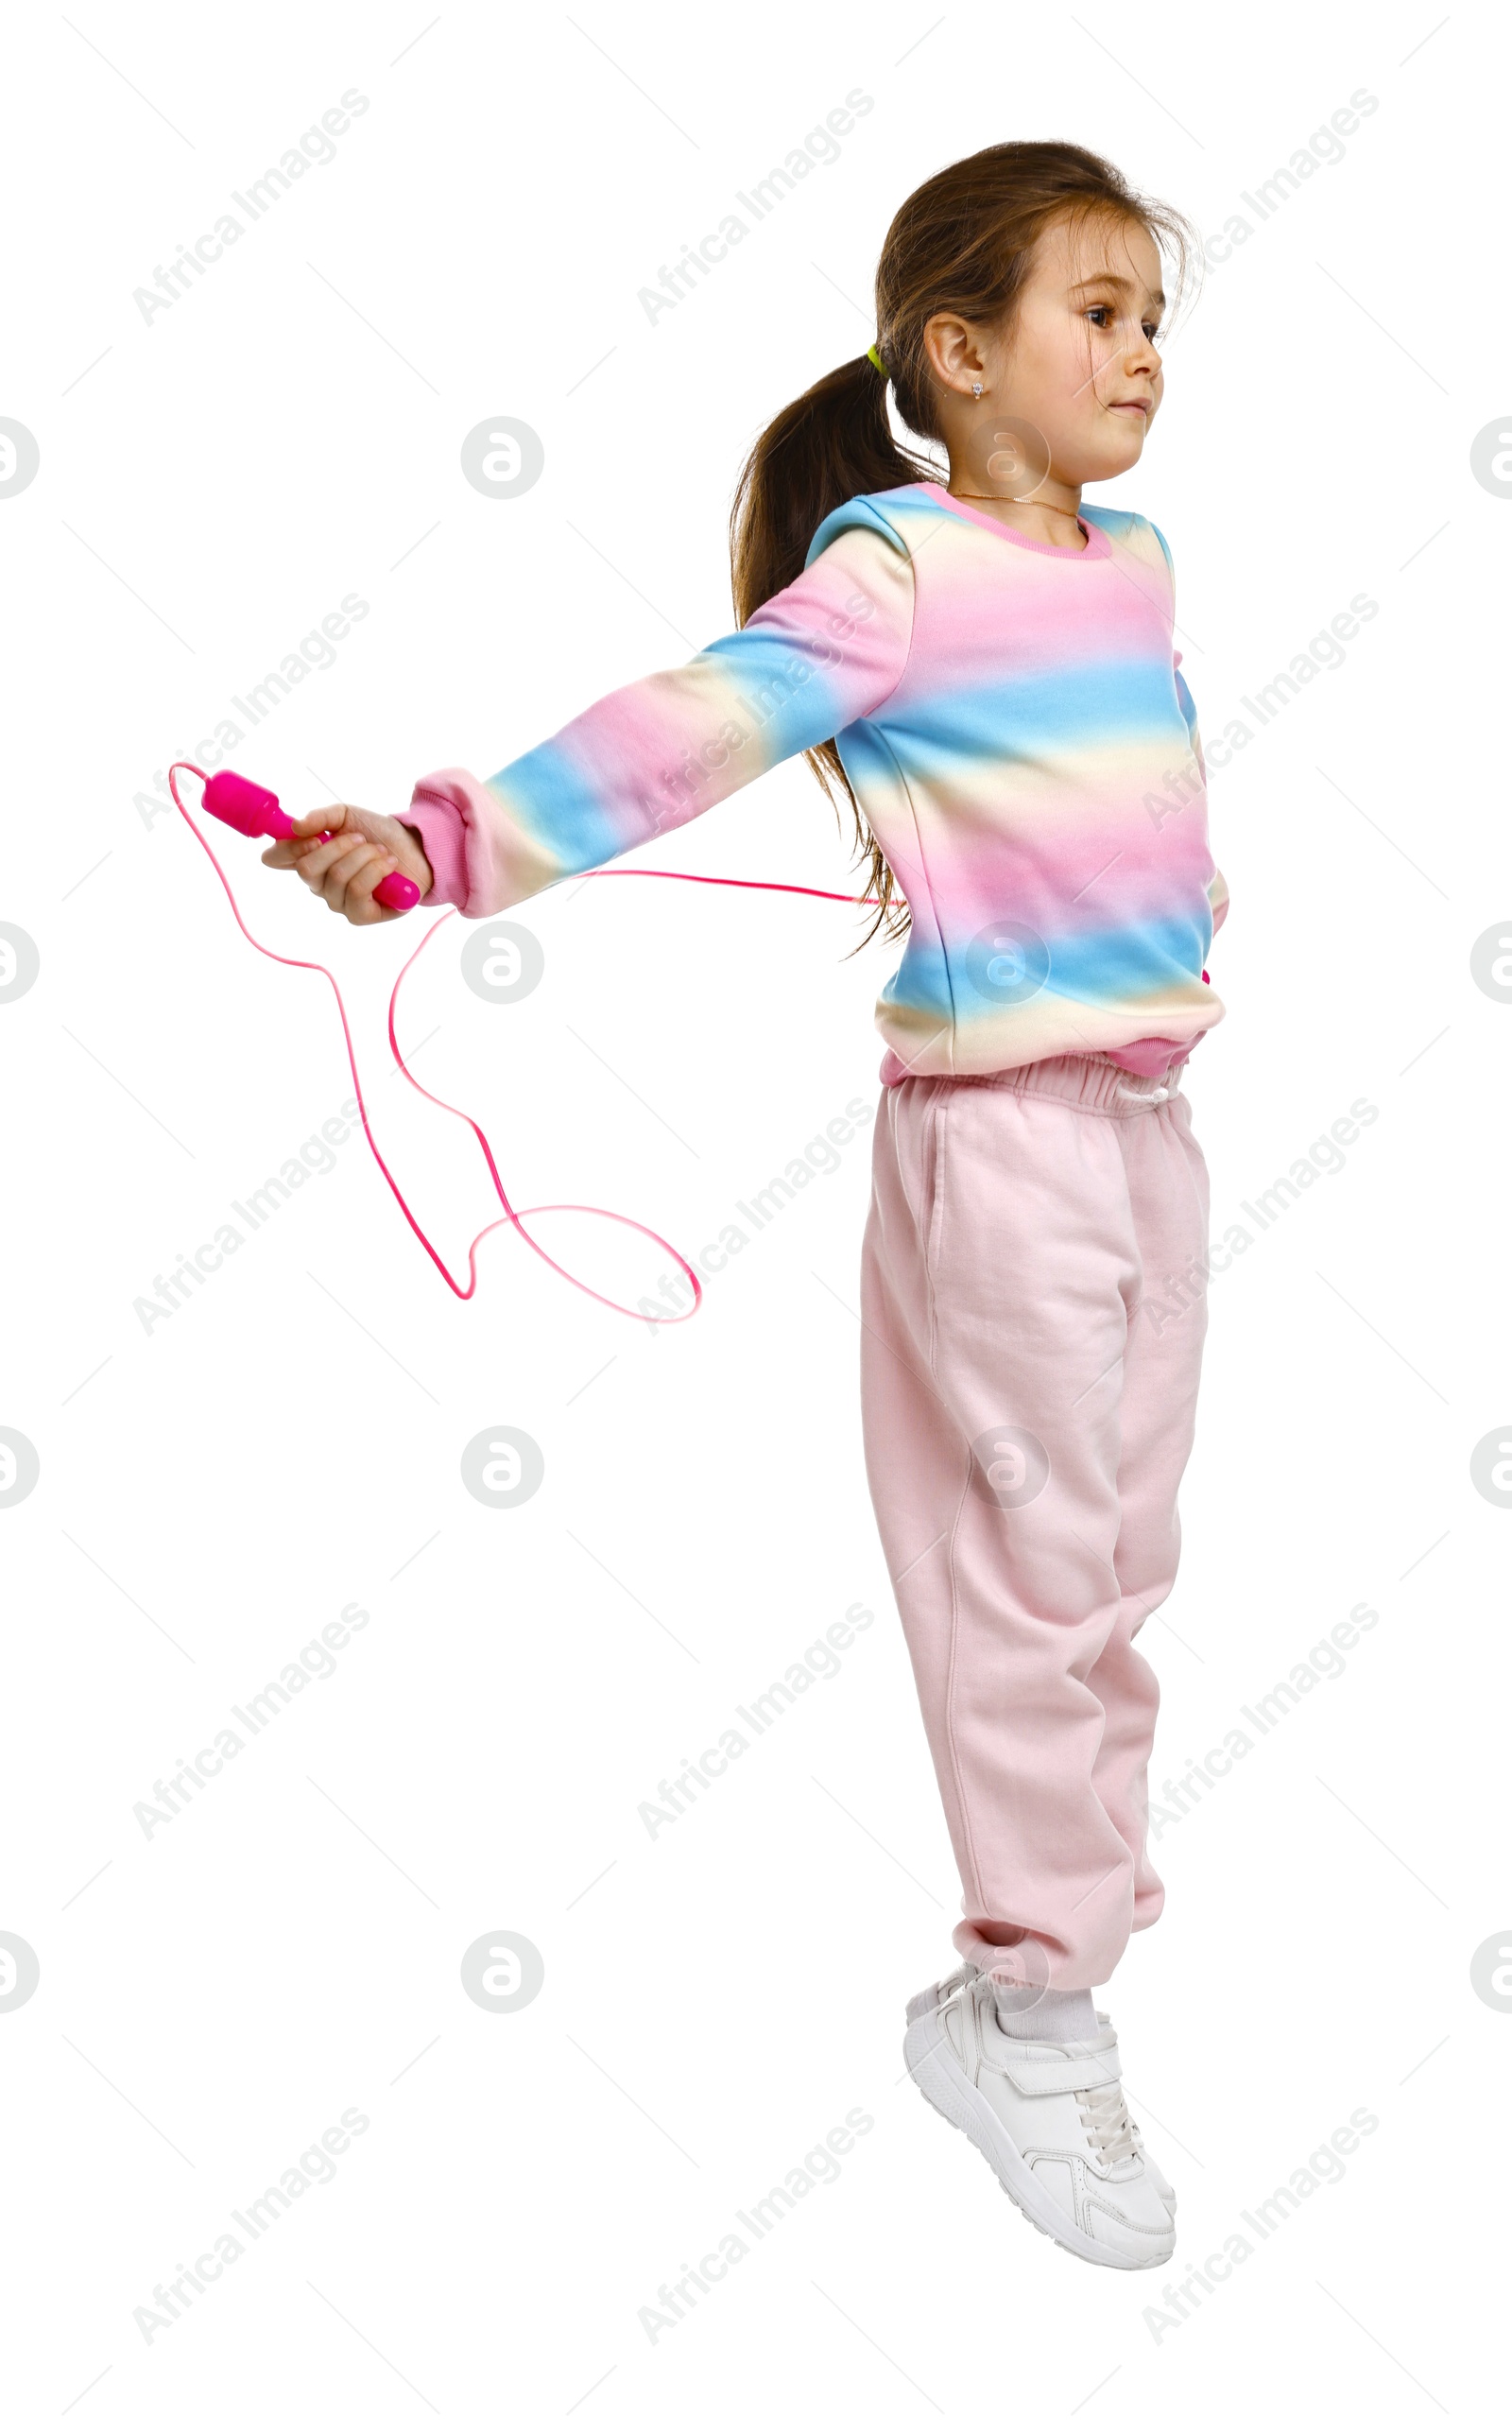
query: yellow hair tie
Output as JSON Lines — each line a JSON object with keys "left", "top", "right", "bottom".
{"left": 867, "top": 342, "right": 888, "bottom": 376}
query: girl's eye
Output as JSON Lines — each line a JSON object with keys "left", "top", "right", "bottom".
{"left": 1085, "top": 305, "right": 1163, "bottom": 346}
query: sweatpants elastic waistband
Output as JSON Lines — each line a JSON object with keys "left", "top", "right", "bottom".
{"left": 946, "top": 1051, "right": 1190, "bottom": 1117}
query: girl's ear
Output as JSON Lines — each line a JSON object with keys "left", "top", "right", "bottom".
{"left": 921, "top": 312, "right": 987, "bottom": 400}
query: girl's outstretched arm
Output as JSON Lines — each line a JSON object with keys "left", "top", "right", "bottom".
{"left": 402, "top": 518, "right": 915, "bottom": 920}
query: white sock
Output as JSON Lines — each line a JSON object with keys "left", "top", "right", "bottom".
{"left": 993, "top": 1984, "right": 1098, "bottom": 2042}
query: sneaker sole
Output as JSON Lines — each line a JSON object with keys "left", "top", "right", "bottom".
{"left": 902, "top": 1988, "right": 1175, "bottom": 2271}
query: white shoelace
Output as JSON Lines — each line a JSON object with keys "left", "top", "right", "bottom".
{"left": 1076, "top": 2075, "right": 1140, "bottom": 2165}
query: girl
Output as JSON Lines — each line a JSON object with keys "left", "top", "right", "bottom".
{"left": 266, "top": 140, "right": 1225, "bottom": 2273}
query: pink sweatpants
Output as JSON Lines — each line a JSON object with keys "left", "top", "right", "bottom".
{"left": 859, "top": 1052, "right": 1211, "bottom": 1991}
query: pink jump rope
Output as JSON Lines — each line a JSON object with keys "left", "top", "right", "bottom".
{"left": 169, "top": 762, "right": 876, "bottom": 1324}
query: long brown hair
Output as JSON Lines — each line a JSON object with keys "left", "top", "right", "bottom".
{"left": 728, "top": 140, "right": 1197, "bottom": 947}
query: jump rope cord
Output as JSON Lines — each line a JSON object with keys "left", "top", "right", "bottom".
{"left": 166, "top": 762, "right": 877, "bottom": 1325}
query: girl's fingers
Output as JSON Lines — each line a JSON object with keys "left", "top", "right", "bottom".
{"left": 320, "top": 840, "right": 383, "bottom": 910}
{"left": 258, "top": 805, "right": 406, "bottom": 923}
{"left": 322, "top": 841, "right": 398, "bottom": 923}
{"left": 290, "top": 833, "right": 361, "bottom": 888}
{"left": 341, "top": 853, "right": 398, "bottom": 923}
{"left": 291, "top": 802, "right": 353, "bottom": 840}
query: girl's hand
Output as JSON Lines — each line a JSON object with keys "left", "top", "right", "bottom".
{"left": 260, "top": 802, "right": 435, "bottom": 923}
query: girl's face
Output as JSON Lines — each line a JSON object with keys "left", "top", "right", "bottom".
{"left": 929, "top": 210, "right": 1169, "bottom": 493}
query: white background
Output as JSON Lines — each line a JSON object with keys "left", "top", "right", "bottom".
{"left": 1, "top": 2, "right": 1500, "bottom": 2422}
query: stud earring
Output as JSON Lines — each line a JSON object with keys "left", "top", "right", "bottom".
{"left": 971, "top": 381, "right": 983, "bottom": 397}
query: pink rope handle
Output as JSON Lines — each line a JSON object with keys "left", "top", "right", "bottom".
{"left": 166, "top": 763, "right": 875, "bottom": 1325}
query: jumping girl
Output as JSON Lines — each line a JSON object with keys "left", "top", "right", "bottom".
{"left": 265, "top": 140, "right": 1225, "bottom": 2273}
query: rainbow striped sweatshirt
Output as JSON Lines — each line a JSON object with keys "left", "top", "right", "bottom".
{"left": 404, "top": 482, "right": 1227, "bottom": 1081}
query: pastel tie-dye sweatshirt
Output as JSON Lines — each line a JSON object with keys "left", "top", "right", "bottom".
{"left": 404, "top": 482, "right": 1227, "bottom": 1081}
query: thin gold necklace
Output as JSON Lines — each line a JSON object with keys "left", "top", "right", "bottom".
{"left": 948, "top": 489, "right": 1084, "bottom": 518}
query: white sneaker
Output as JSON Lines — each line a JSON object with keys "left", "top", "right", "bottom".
{"left": 903, "top": 1966, "right": 1177, "bottom": 2269}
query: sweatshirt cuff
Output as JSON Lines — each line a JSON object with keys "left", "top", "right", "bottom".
{"left": 404, "top": 768, "right": 498, "bottom": 914}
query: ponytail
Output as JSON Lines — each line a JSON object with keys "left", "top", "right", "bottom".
{"left": 729, "top": 353, "right": 925, "bottom": 625}
{"left": 728, "top": 140, "right": 1197, "bottom": 949}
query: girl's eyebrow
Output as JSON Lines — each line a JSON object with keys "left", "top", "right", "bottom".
{"left": 1067, "top": 271, "right": 1166, "bottom": 310}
